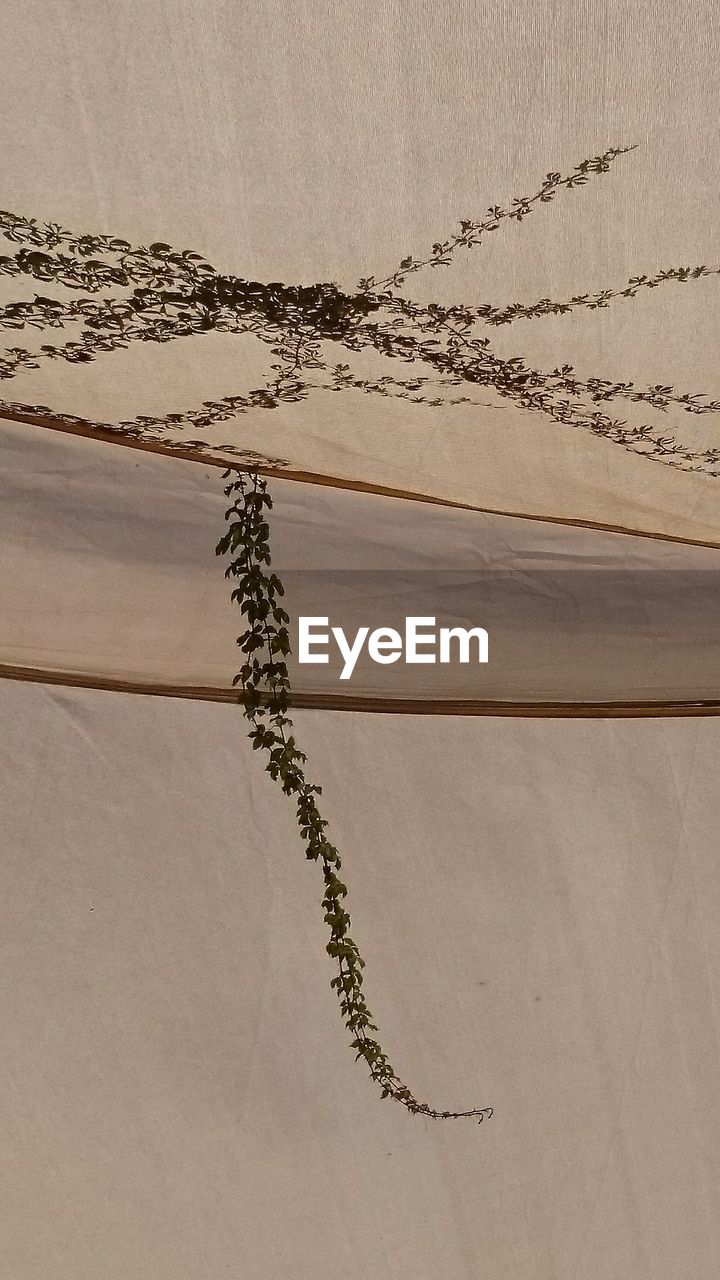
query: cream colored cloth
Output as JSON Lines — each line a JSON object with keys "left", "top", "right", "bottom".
{"left": 1, "top": 679, "right": 719, "bottom": 1279}
{"left": 2, "top": 8, "right": 720, "bottom": 1276}
{"left": 2, "top": 419, "right": 720, "bottom": 701}
{"left": 2, "top": 1, "right": 720, "bottom": 542}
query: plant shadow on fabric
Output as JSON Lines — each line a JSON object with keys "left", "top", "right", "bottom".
{"left": 1, "top": 145, "right": 720, "bottom": 475}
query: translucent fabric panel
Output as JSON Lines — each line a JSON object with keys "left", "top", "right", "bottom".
{"left": 2, "top": 420, "right": 720, "bottom": 704}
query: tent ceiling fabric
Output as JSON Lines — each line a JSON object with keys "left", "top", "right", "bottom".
{"left": 2, "top": 0, "right": 720, "bottom": 543}
{"left": 4, "top": 5, "right": 720, "bottom": 1279}
{"left": 3, "top": 418, "right": 720, "bottom": 706}
{"left": 2, "top": 679, "right": 720, "bottom": 1279}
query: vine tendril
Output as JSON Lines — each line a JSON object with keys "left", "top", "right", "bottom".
{"left": 216, "top": 468, "right": 493, "bottom": 1124}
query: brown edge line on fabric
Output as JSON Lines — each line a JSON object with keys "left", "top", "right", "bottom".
{"left": 2, "top": 664, "right": 720, "bottom": 718}
{"left": 2, "top": 407, "right": 720, "bottom": 552}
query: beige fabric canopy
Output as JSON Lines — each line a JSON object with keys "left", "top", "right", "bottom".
{"left": 3, "top": 684, "right": 720, "bottom": 1279}
{"left": 3, "top": 417, "right": 720, "bottom": 706}
{"left": 2, "top": 0, "right": 720, "bottom": 543}
{"left": 3, "top": 4, "right": 720, "bottom": 1278}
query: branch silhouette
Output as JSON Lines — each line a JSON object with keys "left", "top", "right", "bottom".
{"left": 218, "top": 468, "right": 494, "bottom": 1123}
{"left": 2, "top": 144, "right": 719, "bottom": 476}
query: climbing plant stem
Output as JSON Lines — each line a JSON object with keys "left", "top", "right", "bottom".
{"left": 216, "top": 468, "right": 493, "bottom": 1124}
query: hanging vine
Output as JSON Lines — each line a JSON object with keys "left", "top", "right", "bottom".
{"left": 5, "top": 144, "right": 718, "bottom": 1116}
{"left": 216, "top": 467, "right": 493, "bottom": 1124}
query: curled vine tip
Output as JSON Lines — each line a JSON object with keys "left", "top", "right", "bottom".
{"left": 217, "top": 466, "right": 493, "bottom": 1124}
